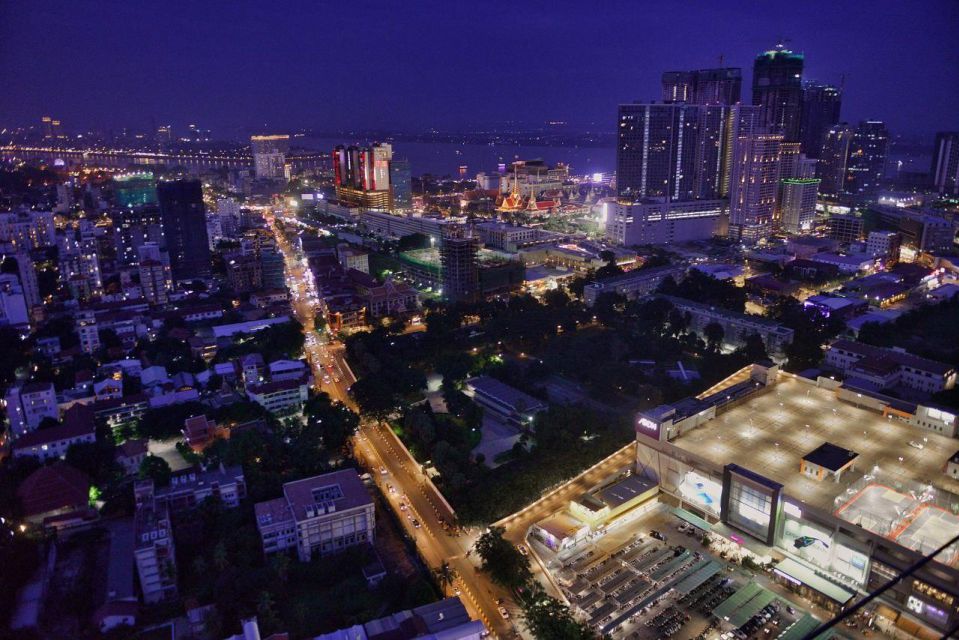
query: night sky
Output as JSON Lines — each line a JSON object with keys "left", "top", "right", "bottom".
{"left": 1, "top": 0, "right": 957, "bottom": 139}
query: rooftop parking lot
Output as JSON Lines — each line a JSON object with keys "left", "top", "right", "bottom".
{"left": 674, "top": 376, "right": 959, "bottom": 515}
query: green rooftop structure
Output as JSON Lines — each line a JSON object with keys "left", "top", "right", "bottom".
{"left": 113, "top": 172, "right": 158, "bottom": 208}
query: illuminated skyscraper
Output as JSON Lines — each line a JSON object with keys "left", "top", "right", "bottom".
{"left": 617, "top": 103, "right": 705, "bottom": 201}
{"left": 780, "top": 179, "right": 820, "bottom": 233}
{"left": 389, "top": 158, "right": 413, "bottom": 212}
{"left": 332, "top": 143, "right": 393, "bottom": 209}
{"left": 799, "top": 83, "right": 842, "bottom": 158}
{"left": 752, "top": 45, "right": 804, "bottom": 142}
{"left": 155, "top": 125, "right": 173, "bottom": 144}
{"left": 720, "top": 105, "right": 764, "bottom": 197}
{"left": 845, "top": 121, "right": 889, "bottom": 197}
{"left": 931, "top": 132, "right": 959, "bottom": 196}
{"left": 251, "top": 135, "right": 290, "bottom": 180}
{"left": 817, "top": 123, "right": 854, "bottom": 197}
{"left": 662, "top": 68, "right": 742, "bottom": 105}
{"left": 728, "top": 132, "right": 784, "bottom": 241}
{"left": 618, "top": 102, "right": 765, "bottom": 204}
{"left": 157, "top": 179, "right": 211, "bottom": 282}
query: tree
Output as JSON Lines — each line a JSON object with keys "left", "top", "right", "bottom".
{"left": 303, "top": 393, "right": 358, "bottom": 451}
{"left": 543, "top": 288, "right": 571, "bottom": 309}
{"left": 65, "top": 441, "right": 119, "bottom": 486}
{"left": 270, "top": 553, "right": 291, "bottom": 583}
{"left": 256, "top": 590, "right": 280, "bottom": 633}
{"left": 594, "top": 254, "right": 623, "bottom": 280}
{"left": 436, "top": 352, "right": 474, "bottom": 384}
{"left": 349, "top": 376, "right": 398, "bottom": 418}
{"left": 397, "top": 232, "right": 431, "bottom": 252}
{"left": 659, "top": 269, "right": 746, "bottom": 312}
{"left": 138, "top": 454, "right": 172, "bottom": 487}
{"left": 433, "top": 561, "right": 456, "bottom": 594}
{"left": 704, "top": 322, "right": 725, "bottom": 352}
{"left": 473, "top": 526, "right": 531, "bottom": 590}
{"left": 213, "top": 541, "right": 229, "bottom": 571}
{"left": 138, "top": 401, "right": 208, "bottom": 439}
{"left": 520, "top": 583, "right": 597, "bottom": 640}
{"left": 739, "top": 333, "right": 769, "bottom": 362}
{"left": 667, "top": 308, "right": 690, "bottom": 337}
{"left": 0, "top": 327, "right": 32, "bottom": 386}
{"left": 568, "top": 274, "right": 591, "bottom": 299}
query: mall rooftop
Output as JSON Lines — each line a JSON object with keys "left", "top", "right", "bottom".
{"left": 668, "top": 375, "right": 959, "bottom": 515}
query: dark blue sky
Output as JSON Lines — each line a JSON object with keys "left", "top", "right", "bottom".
{"left": 1, "top": 0, "right": 956, "bottom": 139}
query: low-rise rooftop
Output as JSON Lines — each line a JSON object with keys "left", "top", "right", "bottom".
{"left": 802, "top": 442, "right": 859, "bottom": 472}
{"left": 282, "top": 469, "right": 373, "bottom": 521}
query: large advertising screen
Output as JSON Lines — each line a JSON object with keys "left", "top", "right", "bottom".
{"left": 722, "top": 464, "right": 782, "bottom": 545}
{"left": 781, "top": 507, "right": 869, "bottom": 585}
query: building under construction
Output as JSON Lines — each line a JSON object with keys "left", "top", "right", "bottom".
{"left": 439, "top": 225, "right": 479, "bottom": 304}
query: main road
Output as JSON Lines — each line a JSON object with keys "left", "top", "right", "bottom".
{"left": 266, "top": 209, "right": 521, "bottom": 638}
{"left": 267, "top": 208, "right": 642, "bottom": 636}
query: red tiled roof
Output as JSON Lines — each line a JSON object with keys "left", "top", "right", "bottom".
{"left": 116, "top": 438, "right": 148, "bottom": 458}
{"left": 17, "top": 463, "right": 91, "bottom": 517}
{"left": 13, "top": 412, "right": 96, "bottom": 450}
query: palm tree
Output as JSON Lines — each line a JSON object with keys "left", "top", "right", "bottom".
{"left": 434, "top": 561, "right": 456, "bottom": 594}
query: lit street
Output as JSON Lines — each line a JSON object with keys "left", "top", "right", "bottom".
{"left": 267, "top": 207, "right": 521, "bottom": 638}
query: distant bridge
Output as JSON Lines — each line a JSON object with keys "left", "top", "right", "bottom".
{"left": 0, "top": 145, "right": 327, "bottom": 173}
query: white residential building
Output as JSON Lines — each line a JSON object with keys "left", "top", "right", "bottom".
{"left": 604, "top": 199, "right": 727, "bottom": 247}
{"left": 824, "top": 339, "right": 956, "bottom": 397}
{"left": 0, "top": 273, "right": 30, "bottom": 327}
{"left": 247, "top": 377, "right": 309, "bottom": 415}
{"left": 255, "top": 469, "right": 375, "bottom": 562}
{"left": 337, "top": 245, "right": 370, "bottom": 273}
{"left": 12, "top": 407, "right": 96, "bottom": 461}
{"left": 3, "top": 382, "right": 58, "bottom": 437}
{"left": 76, "top": 310, "right": 101, "bottom": 354}
{"left": 0, "top": 210, "right": 56, "bottom": 249}
{"left": 583, "top": 264, "right": 687, "bottom": 307}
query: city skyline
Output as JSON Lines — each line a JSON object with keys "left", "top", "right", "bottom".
{"left": 3, "top": 4, "right": 959, "bottom": 640}
{"left": 1, "top": 1, "right": 957, "bottom": 139}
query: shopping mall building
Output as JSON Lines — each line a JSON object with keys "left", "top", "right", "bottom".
{"left": 634, "top": 364, "right": 959, "bottom": 638}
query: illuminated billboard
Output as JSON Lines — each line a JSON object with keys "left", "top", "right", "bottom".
{"left": 635, "top": 415, "right": 662, "bottom": 441}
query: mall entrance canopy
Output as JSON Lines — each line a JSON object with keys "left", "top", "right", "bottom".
{"left": 774, "top": 557, "right": 856, "bottom": 607}
{"left": 673, "top": 506, "right": 712, "bottom": 531}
